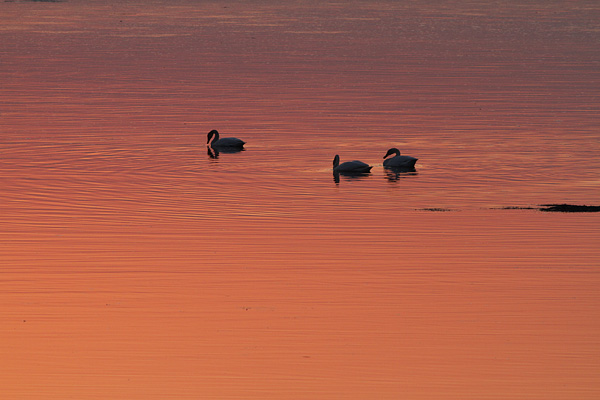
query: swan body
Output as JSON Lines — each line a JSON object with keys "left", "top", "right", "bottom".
{"left": 383, "top": 148, "right": 417, "bottom": 168}
{"left": 207, "top": 129, "right": 245, "bottom": 148}
{"left": 333, "top": 154, "right": 372, "bottom": 173}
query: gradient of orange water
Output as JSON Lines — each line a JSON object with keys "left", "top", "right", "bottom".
{"left": 1, "top": 1, "right": 599, "bottom": 399}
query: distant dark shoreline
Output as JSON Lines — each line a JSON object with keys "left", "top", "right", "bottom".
{"left": 419, "top": 204, "right": 600, "bottom": 213}
{"left": 510, "top": 204, "right": 600, "bottom": 213}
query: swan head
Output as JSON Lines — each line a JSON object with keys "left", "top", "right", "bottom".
{"left": 207, "top": 129, "right": 219, "bottom": 144}
{"left": 333, "top": 154, "right": 340, "bottom": 168}
{"left": 384, "top": 148, "right": 401, "bottom": 159}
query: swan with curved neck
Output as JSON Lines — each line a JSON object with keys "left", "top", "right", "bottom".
{"left": 206, "top": 130, "right": 245, "bottom": 148}
{"left": 333, "top": 154, "right": 372, "bottom": 173}
{"left": 383, "top": 148, "right": 417, "bottom": 168}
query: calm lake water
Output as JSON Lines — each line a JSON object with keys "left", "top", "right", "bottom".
{"left": 1, "top": 1, "right": 599, "bottom": 399}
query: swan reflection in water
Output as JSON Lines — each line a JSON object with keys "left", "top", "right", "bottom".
{"left": 334, "top": 170, "right": 373, "bottom": 184}
{"left": 332, "top": 154, "right": 372, "bottom": 184}
{"left": 207, "top": 146, "right": 245, "bottom": 159}
{"left": 384, "top": 166, "right": 418, "bottom": 182}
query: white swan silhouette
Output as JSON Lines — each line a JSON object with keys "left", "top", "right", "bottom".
{"left": 333, "top": 154, "right": 372, "bottom": 173}
{"left": 206, "top": 130, "right": 245, "bottom": 148}
{"left": 383, "top": 148, "right": 417, "bottom": 168}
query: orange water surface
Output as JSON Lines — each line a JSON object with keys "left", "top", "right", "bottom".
{"left": 1, "top": 1, "right": 599, "bottom": 399}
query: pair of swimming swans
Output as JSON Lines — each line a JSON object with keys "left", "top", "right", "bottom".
{"left": 333, "top": 148, "right": 418, "bottom": 173}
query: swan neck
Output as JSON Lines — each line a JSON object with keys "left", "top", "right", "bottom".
{"left": 208, "top": 130, "right": 220, "bottom": 144}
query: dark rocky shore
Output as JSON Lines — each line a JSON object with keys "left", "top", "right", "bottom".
{"left": 538, "top": 204, "right": 600, "bottom": 212}
{"left": 419, "top": 204, "right": 600, "bottom": 212}
{"left": 500, "top": 204, "right": 600, "bottom": 213}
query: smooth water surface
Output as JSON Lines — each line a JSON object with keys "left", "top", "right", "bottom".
{"left": 1, "top": 1, "right": 599, "bottom": 399}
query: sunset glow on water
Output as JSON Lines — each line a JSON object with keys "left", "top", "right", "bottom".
{"left": 1, "top": 1, "right": 599, "bottom": 399}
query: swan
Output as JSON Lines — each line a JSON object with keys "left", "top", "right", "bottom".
{"left": 383, "top": 148, "right": 417, "bottom": 168}
{"left": 206, "top": 129, "right": 245, "bottom": 148}
{"left": 333, "top": 154, "right": 372, "bottom": 173}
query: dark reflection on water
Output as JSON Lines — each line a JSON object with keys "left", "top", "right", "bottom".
{"left": 383, "top": 166, "right": 418, "bottom": 182}
{"left": 333, "top": 171, "right": 372, "bottom": 184}
{"left": 207, "top": 146, "right": 245, "bottom": 159}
